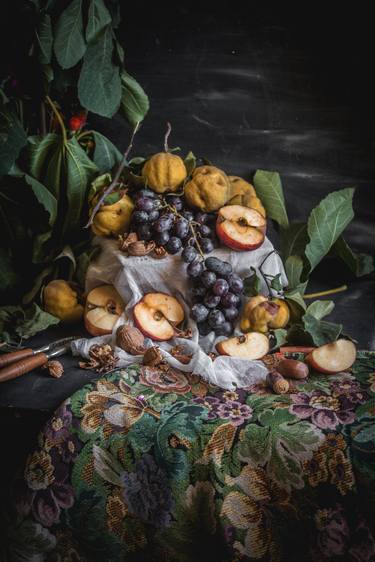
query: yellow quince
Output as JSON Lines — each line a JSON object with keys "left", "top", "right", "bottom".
{"left": 90, "top": 192, "right": 134, "bottom": 237}
{"left": 142, "top": 152, "right": 187, "bottom": 193}
{"left": 43, "top": 280, "right": 83, "bottom": 323}
{"left": 184, "top": 165, "right": 230, "bottom": 212}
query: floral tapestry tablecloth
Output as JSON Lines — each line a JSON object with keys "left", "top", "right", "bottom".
{"left": 3, "top": 352, "right": 375, "bottom": 561}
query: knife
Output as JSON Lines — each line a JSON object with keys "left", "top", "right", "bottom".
{"left": 0, "top": 341, "right": 75, "bottom": 383}
{"left": 0, "top": 336, "right": 77, "bottom": 369}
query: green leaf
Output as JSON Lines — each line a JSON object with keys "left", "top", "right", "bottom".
{"left": 253, "top": 170, "right": 289, "bottom": 229}
{"left": 78, "top": 25, "right": 121, "bottom": 117}
{"left": 127, "top": 414, "right": 158, "bottom": 454}
{"left": 305, "top": 300, "right": 335, "bottom": 320}
{"left": 86, "top": 0, "right": 111, "bottom": 43}
{"left": 305, "top": 188, "right": 355, "bottom": 272}
{"left": 92, "top": 444, "right": 123, "bottom": 486}
{"left": 91, "top": 131, "right": 122, "bottom": 171}
{"left": 284, "top": 255, "right": 303, "bottom": 291}
{"left": 302, "top": 313, "right": 342, "bottom": 346}
{"left": 88, "top": 172, "right": 111, "bottom": 201}
{"left": 243, "top": 267, "right": 262, "bottom": 297}
{"left": 270, "top": 273, "right": 283, "bottom": 292}
{"left": 332, "top": 236, "right": 374, "bottom": 277}
{"left": 36, "top": 13, "right": 53, "bottom": 64}
{"left": 285, "top": 290, "right": 306, "bottom": 314}
{"left": 64, "top": 137, "right": 98, "bottom": 234}
{"left": 54, "top": 0, "right": 86, "bottom": 69}
{"left": 9, "top": 167, "right": 57, "bottom": 227}
{"left": 27, "top": 133, "right": 59, "bottom": 180}
{"left": 16, "top": 303, "right": 60, "bottom": 338}
{"left": 184, "top": 151, "right": 196, "bottom": 176}
{"left": 270, "top": 328, "right": 288, "bottom": 350}
{"left": 280, "top": 222, "right": 308, "bottom": 260}
{"left": 0, "top": 104, "right": 27, "bottom": 177}
{"left": 120, "top": 70, "right": 150, "bottom": 126}
{"left": 0, "top": 248, "right": 18, "bottom": 291}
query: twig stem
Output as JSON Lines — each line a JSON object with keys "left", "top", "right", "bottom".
{"left": 164, "top": 122, "right": 172, "bottom": 152}
{"left": 85, "top": 122, "right": 140, "bottom": 228}
{"left": 303, "top": 285, "right": 347, "bottom": 299}
{"left": 46, "top": 96, "right": 67, "bottom": 144}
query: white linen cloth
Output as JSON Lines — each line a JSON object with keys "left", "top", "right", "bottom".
{"left": 72, "top": 236, "right": 287, "bottom": 390}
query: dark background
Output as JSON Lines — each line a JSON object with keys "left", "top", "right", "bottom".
{"left": 1, "top": 5, "right": 374, "bottom": 500}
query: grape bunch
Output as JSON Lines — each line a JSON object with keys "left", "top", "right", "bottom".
{"left": 186, "top": 256, "right": 244, "bottom": 337}
{"left": 131, "top": 189, "right": 217, "bottom": 255}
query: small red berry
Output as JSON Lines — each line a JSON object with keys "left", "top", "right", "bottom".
{"left": 69, "top": 112, "right": 87, "bottom": 131}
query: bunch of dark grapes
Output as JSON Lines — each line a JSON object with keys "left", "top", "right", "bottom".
{"left": 185, "top": 256, "right": 244, "bottom": 337}
{"left": 131, "top": 189, "right": 217, "bottom": 255}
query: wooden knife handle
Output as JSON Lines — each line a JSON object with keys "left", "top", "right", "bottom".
{"left": 0, "top": 348, "right": 34, "bottom": 368}
{"left": 0, "top": 353, "right": 48, "bottom": 383}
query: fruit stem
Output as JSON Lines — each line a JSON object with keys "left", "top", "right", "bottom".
{"left": 85, "top": 121, "right": 140, "bottom": 228}
{"left": 40, "top": 102, "right": 47, "bottom": 136}
{"left": 164, "top": 122, "right": 172, "bottom": 152}
{"left": 303, "top": 285, "right": 348, "bottom": 299}
{"left": 258, "top": 249, "right": 279, "bottom": 297}
{"left": 46, "top": 96, "right": 67, "bottom": 144}
{"left": 163, "top": 198, "right": 205, "bottom": 258}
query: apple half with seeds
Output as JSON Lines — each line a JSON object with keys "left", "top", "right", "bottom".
{"left": 85, "top": 285, "right": 125, "bottom": 336}
{"left": 216, "top": 332, "right": 269, "bottom": 359}
{"left": 306, "top": 339, "right": 356, "bottom": 374}
{"left": 133, "top": 292, "right": 185, "bottom": 341}
{"left": 216, "top": 204, "right": 266, "bottom": 251}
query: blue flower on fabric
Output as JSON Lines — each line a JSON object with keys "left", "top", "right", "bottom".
{"left": 121, "top": 454, "right": 174, "bottom": 527}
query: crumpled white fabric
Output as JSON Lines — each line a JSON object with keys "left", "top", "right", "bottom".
{"left": 72, "top": 236, "right": 287, "bottom": 390}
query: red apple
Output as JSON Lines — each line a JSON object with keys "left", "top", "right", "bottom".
{"left": 306, "top": 339, "right": 356, "bottom": 374}
{"left": 216, "top": 332, "right": 269, "bottom": 359}
{"left": 133, "top": 292, "right": 185, "bottom": 341}
{"left": 216, "top": 205, "right": 266, "bottom": 251}
{"left": 84, "top": 285, "right": 125, "bottom": 336}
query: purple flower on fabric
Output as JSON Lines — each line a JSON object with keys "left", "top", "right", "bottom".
{"left": 349, "top": 517, "right": 375, "bottom": 562}
{"left": 44, "top": 404, "right": 73, "bottom": 446}
{"left": 121, "top": 454, "right": 174, "bottom": 527}
{"left": 31, "top": 481, "right": 74, "bottom": 527}
{"left": 289, "top": 386, "right": 362, "bottom": 430}
{"left": 216, "top": 401, "right": 253, "bottom": 426}
{"left": 192, "top": 396, "right": 221, "bottom": 420}
{"left": 315, "top": 504, "right": 349, "bottom": 557}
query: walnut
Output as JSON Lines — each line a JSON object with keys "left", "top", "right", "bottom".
{"left": 127, "top": 240, "right": 155, "bottom": 256}
{"left": 170, "top": 345, "right": 192, "bottom": 364}
{"left": 118, "top": 232, "right": 138, "bottom": 252}
{"left": 142, "top": 346, "right": 164, "bottom": 366}
{"left": 42, "top": 360, "right": 64, "bottom": 378}
{"left": 116, "top": 325, "right": 146, "bottom": 355}
{"left": 152, "top": 245, "right": 167, "bottom": 259}
{"left": 79, "top": 344, "right": 118, "bottom": 373}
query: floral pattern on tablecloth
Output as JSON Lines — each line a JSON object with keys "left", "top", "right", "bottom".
{"left": 3, "top": 352, "right": 375, "bottom": 561}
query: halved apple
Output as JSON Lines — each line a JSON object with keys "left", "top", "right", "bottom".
{"left": 85, "top": 285, "right": 125, "bottom": 336}
{"left": 216, "top": 332, "right": 269, "bottom": 359}
{"left": 133, "top": 292, "right": 185, "bottom": 341}
{"left": 306, "top": 339, "right": 356, "bottom": 374}
{"left": 216, "top": 205, "right": 266, "bottom": 251}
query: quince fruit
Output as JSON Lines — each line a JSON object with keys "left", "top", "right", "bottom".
{"left": 142, "top": 152, "right": 187, "bottom": 193}
{"left": 227, "top": 176, "right": 266, "bottom": 217}
{"left": 184, "top": 165, "right": 230, "bottom": 212}
{"left": 90, "top": 192, "right": 134, "bottom": 237}
{"left": 240, "top": 295, "right": 290, "bottom": 333}
{"left": 43, "top": 280, "right": 83, "bottom": 323}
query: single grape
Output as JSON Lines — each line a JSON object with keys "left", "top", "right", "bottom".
{"left": 166, "top": 236, "right": 182, "bottom": 254}
{"left": 154, "top": 231, "right": 170, "bottom": 245}
{"left": 215, "top": 321, "right": 233, "bottom": 336}
{"left": 220, "top": 292, "right": 241, "bottom": 308}
{"left": 195, "top": 212, "right": 209, "bottom": 225}
{"left": 213, "top": 278, "right": 229, "bottom": 296}
{"left": 205, "top": 256, "right": 232, "bottom": 277}
{"left": 204, "top": 293, "right": 221, "bottom": 309}
{"left": 191, "top": 285, "right": 207, "bottom": 301}
{"left": 228, "top": 274, "right": 244, "bottom": 294}
{"left": 208, "top": 309, "right": 225, "bottom": 329}
{"left": 167, "top": 195, "right": 183, "bottom": 211}
{"left": 148, "top": 209, "right": 160, "bottom": 222}
{"left": 191, "top": 303, "right": 209, "bottom": 323}
{"left": 173, "top": 218, "right": 190, "bottom": 239}
{"left": 197, "top": 321, "right": 212, "bottom": 336}
{"left": 187, "top": 259, "right": 204, "bottom": 278}
{"left": 136, "top": 196, "right": 155, "bottom": 212}
{"left": 182, "top": 246, "right": 198, "bottom": 263}
{"left": 137, "top": 224, "right": 152, "bottom": 240}
{"left": 223, "top": 306, "right": 239, "bottom": 321}
{"left": 154, "top": 215, "right": 173, "bottom": 232}
{"left": 132, "top": 210, "right": 149, "bottom": 224}
{"left": 201, "top": 270, "right": 216, "bottom": 288}
{"left": 198, "top": 224, "right": 212, "bottom": 237}
{"left": 181, "top": 210, "right": 194, "bottom": 222}
{"left": 162, "top": 211, "right": 175, "bottom": 222}
{"left": 199, "top": 238, "right": 214, "bottom": 254}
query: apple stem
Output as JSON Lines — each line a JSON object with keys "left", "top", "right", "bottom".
{"left": 164, "top": 122, "right": 172, "bottom": 152}
{"left": 303, "top": 285, "right": 348, "bottom": 299}
{"left": 85, "top": 121, "right": 140, "bottom": 228}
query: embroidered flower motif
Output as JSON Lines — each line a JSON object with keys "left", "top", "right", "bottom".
{"left": 25, "top": 451, "right": 55, "bottom": 491}
{"left": 314, "top": 505, "right": 349, "bottom": 557}
{"left": 192, "top": 396, "right": 221, "bottom": 420}
{"left": 106, "top": 492, "right": 128, "bottom": 538}
{"left": 216, "top": 401, "right": 253, "bottom": 426}
{"left": 139, "top": 366, "right": 191, "bottom": 394}
{"left": 303, "top": 450, "right": 329, "bottom": 487}
{"left": 187, "top": 373, "right": 209, "bottom": 397}
{"left": 328, "top": 449, "right": 355, "bottom": 496}
{"left": 367, "top": 373, "right": 375, "bottom": 394}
